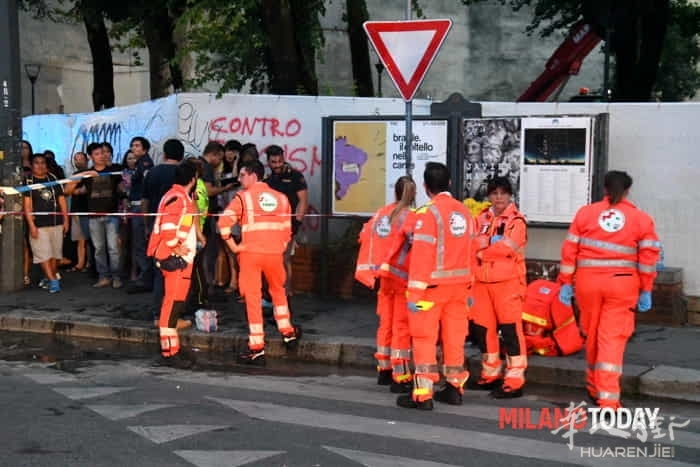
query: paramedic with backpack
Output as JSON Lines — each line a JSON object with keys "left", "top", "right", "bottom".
{"left": 469, "top": 177, "right": 528, "bottom": 399}
{"left": 558, "top": 170, "right": 660, "bottom": 409}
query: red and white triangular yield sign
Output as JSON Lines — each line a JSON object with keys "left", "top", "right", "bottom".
{"left": 363, "top": 19, "right": 453, "bottom": 102}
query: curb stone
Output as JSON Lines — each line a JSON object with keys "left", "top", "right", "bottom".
{"left": 0, "top": 312, "right": 697, "bottom": 404}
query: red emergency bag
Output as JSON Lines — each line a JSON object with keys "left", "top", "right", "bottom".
{"left": 522, "top": 279, "right": 584, "bottom": 356}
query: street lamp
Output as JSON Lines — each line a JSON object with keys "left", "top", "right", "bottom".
{"left": 24, "top": 63, "right": 41, "bottom": 114}
{"left": 375, "top": 62, "right": 384, "bottom": 97}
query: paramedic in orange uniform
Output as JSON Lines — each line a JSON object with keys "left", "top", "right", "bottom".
{"left": 355, "top": 176, "right": 417, "bottom": 393}
{"left": 396, "top": 162, "right": 475, "bottom": 410}
{"left": 218, "top": 160, "right": 301, "bottom": 365}
{"left": 469, "top": 176, "right": 528, "bottom": 398}
{"left": 148, "top": 161, "right": 199, "bottom": 368}
{"left": 558, "top": 170, "right": 660, "bottom": 409}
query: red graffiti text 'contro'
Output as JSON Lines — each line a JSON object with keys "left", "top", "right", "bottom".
{"left": 210, "top": 117, "right": 302, "bottom": 138}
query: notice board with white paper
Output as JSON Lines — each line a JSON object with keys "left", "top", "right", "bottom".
{"left": 518, "top": 116, "right": 597, "bottom": 224}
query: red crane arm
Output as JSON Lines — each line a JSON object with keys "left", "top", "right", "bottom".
{"left": 517, "top": 20, "right": 602, "bottom": 102}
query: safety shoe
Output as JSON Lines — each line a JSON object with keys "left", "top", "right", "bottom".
{"left": 390, "top": 381, "right": 412, "bottom": 394}
{"left": 237, "top": 348, "right": 266, "bottom": 366}
{"left": 466, "top": 376, "right": 502, "bottom": 391}
{"left": 433, "top": 384, "right": 463, "bottom": 405}
{"left": 490, "top": 385, "right": 524, "bottom": 399}
{"left": 157, "top": 350, "right": 196, "bottom": 370}
{"left": 377, "top": 369, "right": 393, "bottom": 386}
{"left": 396, "top": 395, "right": 434, "bottom": 410}
{"left": 282, "top": 325, "right": 302, "bottom": 351}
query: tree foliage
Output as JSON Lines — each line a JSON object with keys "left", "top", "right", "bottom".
{"left": 178, "top": 0, "right": 326, "bottom": 96}
{"left": 653, "top": 0, "right": 700, "bottom": 101}
{"left": 463, "top": 0, "right": 700, "bottom": 101}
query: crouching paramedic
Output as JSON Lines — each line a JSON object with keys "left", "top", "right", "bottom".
{"left": 355, "top": 175, "right": 417, "bottom": 393}
{"left": 558, "top": 170, "right": 660, "bottom": 409}
{"left": 469, "top": 176, "right": 528, "bottom": 398}
{"left": 397, "top": 162, "right": 475, "bottom": 410}
{"left": 147, "top": 160, "right": 199, "bottom": 367}
{"left": 218, "top": 160, "right": 301, "bottom": 365}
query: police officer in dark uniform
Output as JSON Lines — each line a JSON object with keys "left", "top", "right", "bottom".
{"left": 263, "top": 145, "right": 308, "bottom": 295}
{"left": 127, "top": 136, "right": 154, "bottom": 293}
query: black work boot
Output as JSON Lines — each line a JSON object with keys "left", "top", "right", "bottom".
{"left": 237, "top": 348, "right": 266, "bottom": 366}
{"left": 433, "top": 384, "right": 463, "bottom": 405}
{"left": 157, "top": 349, "right": 196, "bottom": 370}
{"left": 282, "top": 325, "right": 302, "bottom": 351}
{"left": 396, "top": 394, "right": 434, "bottom": 410}
{"left": 377, "top": 369, "right": 393, "bottom": 385}
{"left": 491, "top": 384, "right": 524, "bottom": 399}
{"left": 390, "top": 381, "right": 412, "bottom": 394}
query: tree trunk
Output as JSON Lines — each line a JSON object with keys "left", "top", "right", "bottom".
{"left": 611, "top": 0, "right": 670, "bottom": 101}
{"left": 290, "top": 0, "right": 320, "bottom": 95}
{"left": 260, "top": 0, "right": 306, "bottom": 94}
{"left": 345, "top": 0, "right": 374, "bottom": 97}
{"left": 81, "top": 7, "right": 114, "bottom": 110}
{"left": 143, "top": 11, "right": 182, "bottom": 99}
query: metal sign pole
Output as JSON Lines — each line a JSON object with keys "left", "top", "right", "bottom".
{"left": 405, "top": 0, "right": 413, "bottom": 179}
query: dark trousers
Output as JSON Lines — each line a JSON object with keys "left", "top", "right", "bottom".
{"left": 185, "top": 248, "right": 209, "bottom": 315}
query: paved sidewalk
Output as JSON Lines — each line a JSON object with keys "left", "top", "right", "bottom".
{"left": 1, "top": 271, "right": 699, "bottom": 403}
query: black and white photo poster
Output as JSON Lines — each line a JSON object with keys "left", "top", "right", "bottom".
{"left": 463, "top": 118, "right": 522, "bottom": 203}
{"left": 519, "top": 117, "right": 594, "bottom": 223}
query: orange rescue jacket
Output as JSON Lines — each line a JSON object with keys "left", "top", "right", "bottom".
{"left": 406, "top": 192, "right": 475, "bottom": 302}
{"left": 522, "top": 279, "right": 584, "bottom": 356}
{"left": 355, "top": 203, "right": 415, "bottom": 288}
{"left": 218, "top": 181, "right": 291, "bottom": 255}
{"left": 558, "top": 197, "right": 661, "bottom": 292}
{"left": 146, "top": 184, "right": 197, "bottom": 263}
{"left": 473, "top": 203, "right": 527, "bottom": 283}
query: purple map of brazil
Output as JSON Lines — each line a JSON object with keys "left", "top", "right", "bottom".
{"left": 333, "top": 122, "right": 387, "bottom": 215}
{"left": 334, "top": 137, "right": 367, "bottom": 199}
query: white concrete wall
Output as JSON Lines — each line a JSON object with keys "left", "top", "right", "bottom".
{"left": 481, "top": 102, "right": 700, "bottom": 295}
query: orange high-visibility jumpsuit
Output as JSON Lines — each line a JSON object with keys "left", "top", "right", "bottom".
{"left": 559, "top": 197, "right": 660, "bottom": 409}
{"left": 378, "top": 207, "right": 417, "bottom": 384}
{"left": 471, "top": 203, "right": 528, "bottom": 392}
{"left": 218, "top": 182, "right": 295, "bottom": 351}
{"left": 406, "top": 192, "right": 475, "bottom": 402}
{"left": 356, "top": 204, "right": 416, "bottom": 384}
{"left": 147, "top": 184, "right": 198, "bottom": 358}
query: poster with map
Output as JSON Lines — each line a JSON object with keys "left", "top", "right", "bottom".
{"left": 332, "top": 119, "right": 448, "bottom": 216}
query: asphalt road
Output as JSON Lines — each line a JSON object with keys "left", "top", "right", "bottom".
{"left": 1, "top": 332, "right": 700, "bottom": 467}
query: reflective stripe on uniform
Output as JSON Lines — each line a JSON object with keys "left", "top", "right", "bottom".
{"left": 387, "top": 266, "right": 408, "bottom": 280}
{"left": 638, "top": 263, "right": 656, "bottom": 273}
{"left": 565, "top": 233, "right": 580, "bottom": 243}
{"left": 391, "top": 349, "right": 411, "bottom": 359}
{"left": 594, "top": 362, "right": 622, "bottom": 373}
{"left": 598, "top": 391, "right": 619, "bottom": 401}
{"left": 431, "top": 268, "right": 470, "bottom": 279}
{"left": 242, "top": 222, "right": 288, "bottom": 232}
{"left": 408, "top": 280, "right": 428, "bottom": 290}
{"left": 577, "top": 259, "right": 637, "bottom": 268}
{"left": 579, "top": 237, "right": 637, "bottom": 255}
{"left": 414, "top": 234, "right": 437, "bottom": 244}
{"left": 639, "top": 239, "right": 662, "bottom": 248}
